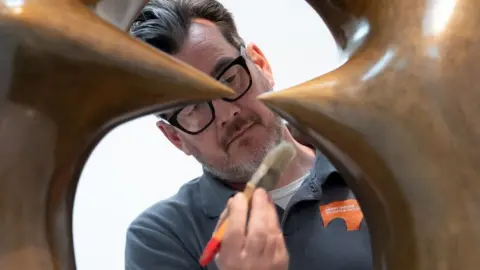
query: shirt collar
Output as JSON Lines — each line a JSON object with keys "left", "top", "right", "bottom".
{"left": 308, "top": 149, "right": 342, "bottom": 191}
{"left": 199, "top": 171, "right": 237, "bottom": 218}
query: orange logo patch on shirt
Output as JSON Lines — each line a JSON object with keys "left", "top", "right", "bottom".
{"left": 319, "top": 199, "right": 364, "bottom": 231}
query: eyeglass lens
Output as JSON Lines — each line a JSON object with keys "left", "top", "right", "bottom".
{"left": 176, "top": 63, "right": 250, "bottom": 133}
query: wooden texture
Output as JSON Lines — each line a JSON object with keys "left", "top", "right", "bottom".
{"left": 259, "top": 0, "right": 480, "bottom": 270}
{"left": 0, "top": 0, "right": 233, "bottom": 269}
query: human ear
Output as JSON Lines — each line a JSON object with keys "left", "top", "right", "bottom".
{"left": 246, "top": 43, "right": 275, "bottom": 88}
{"left": 156, "top": 121, "right": 192, "bottom": 155}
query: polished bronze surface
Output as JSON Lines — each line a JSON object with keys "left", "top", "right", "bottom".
{"left": 260, "top": 0, "right": 480, "bottom": 269}
{"left": 2, "top": 0, "right": 479, "bottom": 269}
{"left": 0, "top": 0, "right": 233, "bottom": 269}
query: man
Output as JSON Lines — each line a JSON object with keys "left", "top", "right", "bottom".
{"left": 125, "top": 0, "right": 373, "bottom": 269}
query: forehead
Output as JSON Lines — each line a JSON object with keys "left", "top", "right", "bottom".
{"left": 174, "top": 20, "right": 238, "bottom": 76}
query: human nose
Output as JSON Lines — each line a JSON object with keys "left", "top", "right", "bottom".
{"left": 212, "top": 99, "right": 241, "bottom": 128}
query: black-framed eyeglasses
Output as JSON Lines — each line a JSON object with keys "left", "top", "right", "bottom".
{"left": 159, "top": 47, "right": 253, "bottom": 135}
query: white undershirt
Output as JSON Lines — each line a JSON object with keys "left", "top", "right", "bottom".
{"left": 269, "top": 173, "right": 310, "bottom": 209}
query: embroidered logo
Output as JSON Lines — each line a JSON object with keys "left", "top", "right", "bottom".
{"left": 319, "top": 199, "right": 364, "bottom": 231}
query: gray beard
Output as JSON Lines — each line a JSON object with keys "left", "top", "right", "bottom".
{"left": 197, "top": 116, "right": 284, "bottom": 183}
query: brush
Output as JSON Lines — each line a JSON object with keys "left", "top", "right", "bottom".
{"left": 199, "top": 141, "right": 297, "bottom": 266}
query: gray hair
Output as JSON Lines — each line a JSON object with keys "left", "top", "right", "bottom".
{"left": 129, "top": 0, "right": 245, "bottom": 54}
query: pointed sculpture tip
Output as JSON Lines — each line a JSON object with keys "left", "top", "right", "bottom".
{"left": 197, "top": 82, "right": 236, "bottom": 100}
{"left": 216, "top": 83, "right": 237, "bottom": 97}
{"left": 167, "top": 76, "right": 237, "bottom": 104}
{"left": 257, "top": 88, "right": 302, "bottom": 111}
{"left": 257, "top": 89, "right": 286, "bottom": 106}
{"left": 257, "top": 81, "right": 339, "bottom": 112}
{"left": 257, "top": 89, "right": 288, "bottom": 101}
{"left": 257, "top": 84, "right": 313, "bottom": 103}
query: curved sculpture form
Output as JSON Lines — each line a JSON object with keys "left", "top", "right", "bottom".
{"left": 260, "top": 0, "right": 480, "bottom": 269}
{"left": 2, "top": 0, "right": 479, "bottom": 269}
{"left": 0, "top": 0, "right": 233, "bottom": 269}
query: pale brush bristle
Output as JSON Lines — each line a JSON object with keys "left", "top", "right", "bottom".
{"left": 248, "top": 141, "right": 297, "bottom": 190}
{"left": 262, "top": 141, "right": 297, "bottom": 172}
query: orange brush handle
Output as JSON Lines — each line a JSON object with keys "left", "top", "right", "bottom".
{"left": 213, "top": 219, "right": 228, "bottom": 240}
{"left": 198, "top": 184, "right": 256, "bottom": 266}
{"left": 212, "top": 183, "right": 256, "bottom": 239}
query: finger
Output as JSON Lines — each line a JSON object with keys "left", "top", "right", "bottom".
{"left": 263, "top": 199, "right": 283, "bottom": 259}
{"left": 244, "top": 188, "right": 270, "bottom": 257}
{"left": 268, "top": 193, "right": 289, "bottom": 267}
{"left": 273, "top": 233, "right": 289, "bottom": 268}
{"left": 265, "top": 192, "right": 280, "bottom": 231}
{"left": 221, "top": 192, "right": 248, "bottom": 253}
{"left": 258, "top": 190, "right": 282, "bottom": 260}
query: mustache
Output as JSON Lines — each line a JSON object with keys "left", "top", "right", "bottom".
{"left": 220, "top": 114, "right": 262, "bottom": 150}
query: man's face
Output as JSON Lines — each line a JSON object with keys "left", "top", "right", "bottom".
{"left": 159, "top": 20, "right": 284, "bottom": 183}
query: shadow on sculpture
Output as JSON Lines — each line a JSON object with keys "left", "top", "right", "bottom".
{"left": 0, "top": 0, "right": 478, "bottom": 270}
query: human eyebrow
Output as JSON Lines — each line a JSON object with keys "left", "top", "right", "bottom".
{"left": 210, "top": 56, "right": 235, "bottom": 78}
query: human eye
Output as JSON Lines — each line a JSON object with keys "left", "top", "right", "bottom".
{"left": 224, "top": 74, "right": 237, "bottom": 83}
{"left": 220, "top": 70, "right": 240, "bottom": 87}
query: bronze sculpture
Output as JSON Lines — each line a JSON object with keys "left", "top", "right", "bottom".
{"left": 0, "top": 0, "right": 478, "bottom": 270}
{"left": 0, "top": 0, "right": 233, "bottom": 269}
{"left": 260, "top": 1, "right": 480, "bottom": 270}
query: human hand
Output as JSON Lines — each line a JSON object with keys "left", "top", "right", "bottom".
{"left": 215, "top": 188, "right": 289, "bottom": 270}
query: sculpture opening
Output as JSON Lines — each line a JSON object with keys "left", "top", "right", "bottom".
{"left": 71, "top": 1, "right": 343, "bottom": 269}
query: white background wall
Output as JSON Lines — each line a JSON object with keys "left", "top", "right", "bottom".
{"left": 73, "top": 1, "right": 342, "bottom": 269}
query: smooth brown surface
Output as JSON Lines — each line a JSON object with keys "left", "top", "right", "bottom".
{"left": 260, "top": 0, "right": 480, "bottom": 269}
{"left": 2, "top": 0, "right": 479, "bottom": 269}
{"left": 0, "top": 0, "right": 233, "bottom": 269}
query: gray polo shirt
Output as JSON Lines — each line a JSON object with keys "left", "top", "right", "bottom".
{"left": 125, "top": 153, "right": 373, "bottom": 270}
